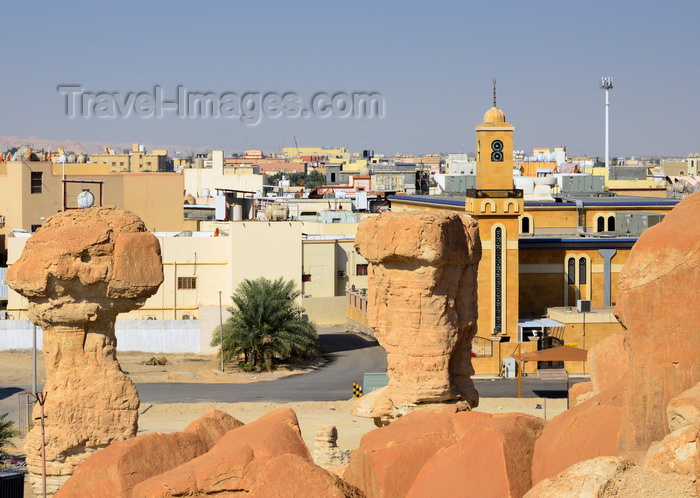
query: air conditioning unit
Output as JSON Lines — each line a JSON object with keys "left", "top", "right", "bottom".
{"left": 577, "top": 300, "right": 592, "bottom": 313}
{"left": 337, "top": 270, "right": 347, "bottom": 278}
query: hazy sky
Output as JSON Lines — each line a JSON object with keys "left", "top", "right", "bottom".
{"left": 2, "top": 0, "right": 698, "bottom": 157}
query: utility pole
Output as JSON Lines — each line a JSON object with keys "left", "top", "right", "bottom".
{"left": 219, "top": 291, "right": 224, "bottom": 372}
{"left": 600, "top": 77, "right": 614, "bottom": 169}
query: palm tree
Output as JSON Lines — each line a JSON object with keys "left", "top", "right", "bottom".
{"left": 0, "top": 412, "right": 17, "bottom": 458}
{"left": 212, "top": 277, "right": 320, "bottom": 371}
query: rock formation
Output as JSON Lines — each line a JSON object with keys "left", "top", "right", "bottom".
{"left": 525, "top": 457, "right": 633, "bottom": 497}
{"left": 407, "top": 413, "right": 545, "bottom": 498}
{"left": 314, "top": 425, "right": 350, "bottom": 468}
{"left": 568, "top": 381, "right": 594, "bottom": 408}
{"left": 531, "top": 383, "right": 624, "bottom": 484}
{"left": 615, "top": 193, "right": 700, "bottom": 455}
{"left": 5, "top": 206, "right": 163, "bottom": 495}
{"left": 667, "top": 383, "right": 700, "bottom": 433}
{"left": 56, "top": 409, "right": 243, "bottom": 497}
{"left": 343, "top": 404, "right": 490, "bottom": 498}
{"left": 353, "top": 211, "right": 481, "bottom": 424}
{"left": 132, "top": 408, "right": 364, "bottom": 497}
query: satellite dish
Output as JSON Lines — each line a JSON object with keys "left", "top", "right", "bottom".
{"left": 77, "top": 189, "right": 95, "bottom": 209}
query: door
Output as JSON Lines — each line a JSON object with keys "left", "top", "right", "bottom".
{"left": 537, "top": 336, "right": 564, "bottom": 370}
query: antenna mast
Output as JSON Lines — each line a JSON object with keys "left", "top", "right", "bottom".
{"left": 493, "top": 78, "right": 497, "bottom": 107}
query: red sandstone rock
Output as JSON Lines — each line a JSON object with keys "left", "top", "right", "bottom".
{"left": 353, "top": 211, "right": 481, "bottom": 423}
{"left": 5, "top": 207, "right": 163, "bottom": 496}
{"left": 615, "top": 194, "right": 700, "bottom": 454}
{"left": 240, "top": 453, "right": 365, "bottom": 498}
{"left": 132, "top": 408, "right": 316, "bottom": 497}
{"left": 183, "top": 408, "right": 244, "bottom": 451}
{"left": 568, "top": 381, "right": 594, "bottom": 407}
{"left": 525, "top": 456, "right": 632, "bottom": 498}
{"left": 588, "top": 334, "right": 628, "bottom": 395}
{"left": 56, "top": 432, "right": 207, "bottom": 498}
{"left": 667, "top": 383, "right": 700, "bottom": 432}
{"left": 343, "top": 404, "right": 491, "bottom": 498}
{"left": 643, "top": 425, "right": 699, "bottom": 477}
{"left": 407, "top": 413, "right": 545, "bottom": 498}
{"left": 531, "top": 383, "right": 624, "bottom": 485}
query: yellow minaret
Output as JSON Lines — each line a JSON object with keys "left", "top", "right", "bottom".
{"left": 475, "top": 81, "right": 515, "bottom": 190}
{"left": 466, "top": 80, "right": 522, "bottom": 348}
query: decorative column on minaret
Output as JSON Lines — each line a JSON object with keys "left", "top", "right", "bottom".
{"left": 5, "top": 207, "right": 163, "bottom": 496}
{"left": 465, "top": 81, "right": 523, "bottom": 351}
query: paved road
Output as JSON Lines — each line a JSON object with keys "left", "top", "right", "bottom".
{"left": 1, "top": 331, "right": 585, "bottom": 423}
{"left": 138, "top": 330, "right": 387, "bottom": 403}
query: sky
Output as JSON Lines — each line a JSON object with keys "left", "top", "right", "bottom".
{"left": 2, "top": 0, "right": 699, "bottom": 157}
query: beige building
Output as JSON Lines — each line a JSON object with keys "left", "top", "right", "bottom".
{"left": 183, "top": 150, "right": 264, "bottom": 197}
{"left": 5, "top": 220, "right": 367, "bottom": 353}
{"left": 0, "top": 158, "right": 191, "bottom": 264}
{"left": 89, "top": 144, "right": 169, "bottom": 173}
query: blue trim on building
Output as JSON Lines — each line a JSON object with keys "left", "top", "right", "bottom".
{"left": 519, "top": 237, "right": 638, "bottom": 250}
{"left": 388, "top": 195, "right": 680, "bottom": 209}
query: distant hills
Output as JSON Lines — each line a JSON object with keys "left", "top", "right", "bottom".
{"left": 0, "top": 135, "right": 208, "bottom": 156}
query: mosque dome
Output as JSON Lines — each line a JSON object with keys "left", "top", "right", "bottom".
{"left": 483, "top": 106, "right": 506, "bottom": 124}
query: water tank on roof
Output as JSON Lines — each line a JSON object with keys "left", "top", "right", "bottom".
{"left": 232, "top": 204, "right": 243, "bottom": 221}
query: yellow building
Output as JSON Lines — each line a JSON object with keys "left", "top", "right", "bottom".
{"left": 88, "top": 144, "right": 169, "bottom": 173}
{"left": 282, "top": 146, "right": 348, "bottom": 159}
{"left": 389, "top": 101, "right": 680, "bottom": 374}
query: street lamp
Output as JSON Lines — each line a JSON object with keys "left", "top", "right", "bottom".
{"left": 600, "top": 77, "right": 614, "bottom": 169}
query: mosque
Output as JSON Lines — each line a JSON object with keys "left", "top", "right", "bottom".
{"left": 389, "top": 96, "right": 679, "bottom": 374}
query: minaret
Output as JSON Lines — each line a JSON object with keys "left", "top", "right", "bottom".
{"left": 466, "top": 83, "right": 522, "bottom": 342}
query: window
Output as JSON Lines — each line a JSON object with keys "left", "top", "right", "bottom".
{"left": 494, "top": 227, "right": 503, "bottom": 334}
{"left": 30, "top": 172, "right": 42, "bottom": 194}
{"left": 31, "top": 224, "right": 41, "bottom": 232}
{"left": 356, "top": 264, "right": 368, "bottom": 276}
{"left": 567, "top": 257, "right": 576, "bottom": 284}
{"left": 302, "top": 274, "right": 311, "bottom": 282}
{"left": 597, "top": 216, "right": 605, "bottom": 232}
{"left": 471, "top": 336, "right": 493, "bottom": 358}
{"left": 521, "top": 216, "right": 530, "bottom": 234}
{"left": 177, "top": 276, "right": 197, "bottom": 290}
{"left": 579, "top": 258, "right": 587, "bottom": 284}
{"left": 331, "top": 172, "right": 336, "bottom": 182}
{"left": 607, "top": 216, "right": 616, "bottom": 232}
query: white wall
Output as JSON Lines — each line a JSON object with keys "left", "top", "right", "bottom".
{"left": 0, "top": 320, "right": 203, "bottom": 354}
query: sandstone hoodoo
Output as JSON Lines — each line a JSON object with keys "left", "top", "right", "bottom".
{"left": 5, "top": 206, "right": 163, "bottom": 496}
{"left": 353, "top": 211, "right": 481, "bottom": 424}
{"left": 615, "top": 193, "right": 700, "bottom": 455}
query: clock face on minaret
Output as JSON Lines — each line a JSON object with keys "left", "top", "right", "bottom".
{"left": 491, "top": 140, "right": 504, "bottom": 162}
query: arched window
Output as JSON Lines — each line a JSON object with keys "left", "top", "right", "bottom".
{"left": 607, "top": 216, "right": 616, "bottom": 232}
{"left": 567, "top": 257, "right": 575, "bottom": 284}
{"left": 579, "top": 258, "right": 587, "bottom": 284}
{"left": 522, "top": 216, "right": 530, "bottom": 234}
{"left": 597, "top": 216, "right": 605, "bottom": 232}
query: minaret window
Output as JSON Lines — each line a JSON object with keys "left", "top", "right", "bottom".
{"left": 567, "top": 257, "right": 575, "bottom": 284}
{"left": 494, "top": 227, "right": 503, "bottom": 334}
{"left": 579, "top": 258, "right": 587, "bottom": 284}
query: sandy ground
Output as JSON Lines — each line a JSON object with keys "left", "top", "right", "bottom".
{"left": 137, "top": 396, "right": 567, "bottom": 452}
{"left": 0, "top": 350, "right": 320, "bottom": 385}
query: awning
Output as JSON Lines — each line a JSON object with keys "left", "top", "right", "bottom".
{"left": 517, "top": 318, "right": 565, "bottom": 328}
{"left": 512, "top": 345, "right": 588, "bottom": 362}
